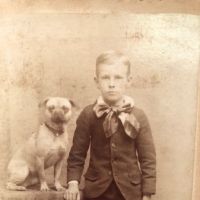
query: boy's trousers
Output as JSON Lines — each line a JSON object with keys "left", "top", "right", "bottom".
{"left": 84, "top": 181, "right": 127, "bottom": 200}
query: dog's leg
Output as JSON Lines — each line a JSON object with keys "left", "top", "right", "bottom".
{"left": 36, "top": 156, "right": 50, "bottom": 191}
{"left": 23, "top": 173, "right": 39, "bottom": 188}
{"left": 54, "top": 157, "right": 65, "bottom": 191}
{"left": 7, "top": 182, "right": 26, "bottom": 191}
{"left": 6, "top": 162, "right": 29, "bottom": 191}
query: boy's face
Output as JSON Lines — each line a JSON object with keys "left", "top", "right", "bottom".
{"left": 95, "top": 62, "right": 132, "bottom": 106}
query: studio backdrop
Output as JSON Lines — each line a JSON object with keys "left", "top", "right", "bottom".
{"left": 0, "top": 4, "right": 199, "bottom": 200}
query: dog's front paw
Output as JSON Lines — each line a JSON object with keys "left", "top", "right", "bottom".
{"left": 40, "top": 182, "right": 50, "bottom": 191}
{"left": 55, "top": 182, "right": 65, "bottom": 191}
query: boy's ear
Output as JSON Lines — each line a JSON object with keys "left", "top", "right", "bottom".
{"left": 94, "top": 76, "right": 100, "bottom": 89}
{"left": 126, "top": 75, "right": 132, "bottom": 88}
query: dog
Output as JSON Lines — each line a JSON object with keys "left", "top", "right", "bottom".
{"left": 6, "top": 97, "right": 75, "bottom": 191}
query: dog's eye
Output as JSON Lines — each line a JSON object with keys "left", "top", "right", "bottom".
{"left": 48, "top": 105, "right": 55, "bottom": 112}
{"left": 62, "top": 106, "right": 69, "bottom": 113}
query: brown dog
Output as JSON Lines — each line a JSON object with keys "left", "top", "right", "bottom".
{"left": 7, "top": 97, "right": 74, "bottom": 191}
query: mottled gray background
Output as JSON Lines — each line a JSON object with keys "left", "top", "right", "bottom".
{"left": 0, "top": 1, "right": 200, "bottom": 200}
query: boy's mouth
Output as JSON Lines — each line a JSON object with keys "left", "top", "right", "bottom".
{"left": 107, "top": 91, "right": 118, "bottom": 95}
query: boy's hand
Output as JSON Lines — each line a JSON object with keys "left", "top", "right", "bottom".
{"left": 64, "top": 181, "right": 80, "bottom": 200}
{"left": 143, "top": 195, "right": 151, "bottom": 200}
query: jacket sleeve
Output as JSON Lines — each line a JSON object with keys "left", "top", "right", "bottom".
{"left": 67, "top": 107, "right": 91, "bottom": 183}
{"left": 135, "top": 109, "right": 156, "bottom": 195}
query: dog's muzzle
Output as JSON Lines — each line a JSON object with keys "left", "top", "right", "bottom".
{"left": 51, "top": 111, "right": 66, "bottom": 123}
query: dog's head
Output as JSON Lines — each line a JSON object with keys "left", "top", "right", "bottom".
{"left": 39, "top": 97, "right": 76, "bottom": 124}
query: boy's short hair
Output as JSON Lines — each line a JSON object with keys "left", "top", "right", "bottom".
{"left": 95, "top": 50, "right": 131, "bottom": 76}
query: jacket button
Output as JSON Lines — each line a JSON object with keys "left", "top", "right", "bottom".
{"left": 111, "top": 143, "right": 116, "bottom": 148}
{"left": 108, "top": 171, "right": 112, "bottom": 176}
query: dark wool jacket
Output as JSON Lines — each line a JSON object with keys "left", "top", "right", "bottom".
{"left": 67, "top": 104, "right": 156, "bottom": 200}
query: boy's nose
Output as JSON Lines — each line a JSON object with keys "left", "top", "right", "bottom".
{"left": 109, "top": 79, "right": 115, "bottom": 88}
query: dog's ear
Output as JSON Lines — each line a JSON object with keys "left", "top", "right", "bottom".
{"left": 39, "top": 97, "right": 50, "bottom": 108}
{"left": 69, "top": 99, "right": 79, "bottom": 108}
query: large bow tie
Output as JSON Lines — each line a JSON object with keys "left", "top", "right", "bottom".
{"left": 93, "top": 96, "right": 140, "bottom": 139}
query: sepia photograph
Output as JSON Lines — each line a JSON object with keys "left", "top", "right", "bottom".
{"left": 0, "top": 1, "right": 200, "bottom": 200}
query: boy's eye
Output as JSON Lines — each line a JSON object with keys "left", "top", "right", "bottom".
{"left": 101, "top": 75, "right": 110, "bottom": 80}
{"left": 115, "top": 75, "right": 123, "bottom": 79}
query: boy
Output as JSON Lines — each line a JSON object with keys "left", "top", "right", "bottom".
{"left": 64, "top": 50, "right": 156, "bottom": 200}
